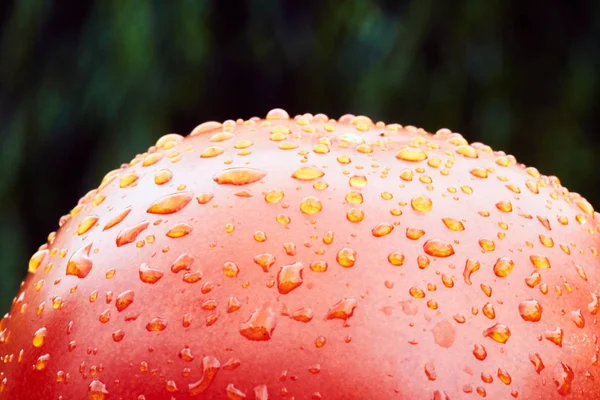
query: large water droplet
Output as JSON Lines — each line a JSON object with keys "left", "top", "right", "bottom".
{"left": 411, "top": 194, "right": 433, "bottom": 213}
{"left": 77, "top": 215, "right": 99, "bottom": 235}
{"left": 147, "top": 192, "right": 193, "bottom": 214}
{"left": 544, "top": 327, "right": 563, "bottom": 347}
{"left": 300, "top": 196, "right": 323, "bottom": 214}
{"left": 28, "top": 249, "right": 48, "bottom": 274}
{"left": 32, "top": 327, "right": 47, "bottom": 348}
{"left": 66, "top": 243, "right": 93, "bottom": 278}
{"left": 213, "top": 167, "right": 267, "bottom": 185}
{"left": 336, "top": 247, "right": 356, "bottom": 267}
{"left": 103, "top": 207, "right": 132, "bottom": 231}
{"left": 146, "top": 317, "right": 167, "bottom": 332}
{"left": 115, "top": 290, "right": 134, "bottom": 312}
{"left": 254, "top": 253, "right": 276, "bottom": 272}
{"left": 396, "top": 147, "right": 428, "bottom": 162}
{"left": 493, "top": 257, "right": 514, "bottom": 278}
{"left": 239, "top": 303, "right": 277, "bottom": 341}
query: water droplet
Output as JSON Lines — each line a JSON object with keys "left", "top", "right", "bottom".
{"left": 482, "top": 302, "right": 496, "bottom": 319}
{"left": 588, "top": 292, "right": 599, "bottom": 315}
{"left": 309, "top": 260, "right": 327, "bottom": 272}
{"left": 292, "top": 166, "right": 325, "bottom": 181}
{"left": 200, "top": 146, "right": 225, "bottom": 158}
{"left": 300, "top": 196, "right": 322, "bottom": 214}
{"left": 226, "top": 383, "right": 246, "bottom": 399}
{"left": 103, "top": 207, "right": 132, "bottom": 231}
{"left": 346, "top": 208, "right": 365, "bottom": 222}
{"left": 530, "top": 254, "right": 551, "bottom": 269}
{"left": 544, "top": 327, "right": 563, "bottom": 347}
{"left": 411, "top": 194, "right": 433, "bottom": 213}
{"left": 463, "top": 258, "right": 480, "bottom": 285}
{"left": 28, "top": 249, "right": 48, "bottom": 273}
{"left": 78, "top": 215, "right": 99, "bottom": 235}
{"left": 396, "top": 147, "right": 428, "bottom": 162}
{"left": 66, "top": 243, "right": 93, "bottom": 278}
{"left": 154, "top": 169, "right": 173, "bottom": 185}
{"left": 112, "top": 329, "right": 125, "bottom": 342}
{"left": 348, "top": 175, "right": 367, "bottom": 188}
{"left": 570, "top": 309, "right": 585, "bottom": 328}
{"left": 213, "top": 167, "right": 267, "bottom": 185}
{"left": 423, "top": 239, "right": 455, "bottom": 257}
{"left": 267, "top": 108, "right": 289, "bottom": 120}
{"left": 166, "top": 223, "right": 193, "bottom": 238}
{"left": 291, "top": 307, "right": 313, "bottom": 323}
{"left": 139, "top": 263, "right": 164, "bottom": 284}
{"left": 553, "top": 362, "right": 574, "bottom": 396}
{"left": 483, "top": 323, "right": 511, "bottom": 343}
{"left": 116, "top": 221, "right": 149, "bottom": 247}
{"left": 529, "top": 352, "right": 545, "bottom": 374}
{"left": 119, "top": 173, "right": 138, "bottom": 188}
{"left": 196, "top": 193, "right": 214, "bottom": 204}
{"left": 442, "top": 218, "right": 464, "bottom": 231}
{"left": 372, "top": 223, "right": 394, "bottom": 237}
{"left": 525, "top": 272, "right": 541, "bottom": 288}
{"left": 188, "top": 356, "right": 221, "bottom": 395}
{"left": 519, "top": 299, "right": 542, "bottom": 322}
{"left": 424, "top": 363, "right": 437, "bottom": 381}
{"left": 254, "top": 385, "right": 269, "bottom": 400}
{"left": 493, "top": 257, "right": 514, "bottom": 277}
{"left": 432, "top": 320, "right": 455, "bottom": 348}
{"left": 116, "top": 290, "right": 134, "bottom": 312}
{"left": 147, "top": 192, "right": 193, "bottom": 214}
{"left": 473, "top": 344, "right": 487, "bottom": 360}
{"left": 88, "top": 379, "right": 109, "bottom": 400}
{"left": 146, "top": 317, "right": 167, "bottom": 332}
{"left": 35, "top": 354, "right": 50, "bottom": 370}
{"left": 336, "top": 247, "right": 356, "bottom": 267}
{"left": 326, "top": 298, "right": 357, "bottom": 320}
{"left": 32, "top": 327, "right": 47, "bottom": 348}
{"left": 387, "top": 251, "right": 405, "bottom": 266}
{"left": 277, "top": 262, "right": 304, "bottom": 294}
{"left": 223, "top": 262, "right": 239, "bottom": 278}
{"left": 239, "top": 303, "right": 277, "bottom": 341}
{"left": 264, "top": 189, "right": 284, "bottom": 203}
{"left": 170, "top": 253, "right": 194, "bottom": 273}
{"left": 455, "top": 145, "right": 478, "bottom": 158}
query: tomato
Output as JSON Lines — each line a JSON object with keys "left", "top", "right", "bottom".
{"left": 0, "top": 109, "right": 598, "bottom": 399}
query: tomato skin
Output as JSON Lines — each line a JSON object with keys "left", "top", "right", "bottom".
{"left": 1, "top": 111, "right": 599, "bottom": 399}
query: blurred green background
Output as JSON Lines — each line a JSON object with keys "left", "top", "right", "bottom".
{"left": 1, "top": 0, "right": 599, "bottom": 314}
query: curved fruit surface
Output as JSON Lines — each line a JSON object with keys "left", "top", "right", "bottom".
{"left": 0, "top": 110, "right": 599, "bottom": 399}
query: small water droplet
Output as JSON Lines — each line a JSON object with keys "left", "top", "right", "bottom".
{"left": 223, "top": 262, "right": 239, "bottom": 278}
{"left": 116, "top": 221, "right": 149, "bottom": 247}
{"left": 326, "top": 298, "right": 357, "bottom": 320}
{"left": 115, "top": 290, "right": 134, "bottom": 312}
{"left": 336, "top": 247, "right": 356, "bottom": 267}
{"left": 139, "top": 263, "right": 164, "bottom": 284}
{"left": 277, "top": 262, "right": 304, "bottom": 294}
{"left": 348, "top": 175, "right": 367, "bottom": 188}
{"left": 226, "top": 383, "right": 246, "bottom": 399}
{"left": 239, "top": 303, "right": 277, "bottom": 341}
{"left": 493, "top": 257, "right": 514, "bottom": 278}
{"left": 78, "top": 215, "right": 99, "bottom": 235}
{"left": 35, "top": 354, "right": 50, "bottom": 370}
{"left": 32, "top": 327, "right": 47, "bottom": 348}
{"left": 483, "top": 323, "right": 511, "bottom": 343}
{"left": 544, "top": 327, "right": 563, "bottom": 347}
{"left": 519, "top": 299, "right": 542, "bottom": 322}
{"left": 372, "top": 223, "right": 394, "bottom": 237}
{"left": 424, "top": 363, "right": 437, "bottom": 381}
{"left": 66, "top": 243, "right": 93, "bottom": 278}
{"left": 423, "top": 239, "right": 455, "bottom": 257}
{"left": 147, "top": 192, "right": 193, "bottom": 214}
{"left": 411, "top": 194, "right": 433, "bottom": 213}
{"left": 28, "top": 249, "right": 48, "bottom": 273}
{"left": 530, "top": 254, "right": 551, "bottom": 269}
{"left": 396, "top": 147, "right": 428, "bottom": 162}
{"left": 213, "top": 167, "right": 267, "bottom": 185}
{"left": 146, "top": 317, "right": 167, "bottom": 332}
{"left": 166, "top": 223, "right": 193, "bottom": 238}
{"left": 292, "top": 166, "right": 325, "bottom": 181}
{"left": 170, "top": 253, "right": 195, "bottom": 273}
{"left": 291, "top": 307, "right": 313, "bottom": 322}
{"left": 473, "top": 344, "right": 487, "bottom": 360}
{"left": 300, "top": 196, "right": 323, "bottom": 214}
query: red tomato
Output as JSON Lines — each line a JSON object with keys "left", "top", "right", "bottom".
{"left": 0, "top": 109, "right": 599, "bottom": 399}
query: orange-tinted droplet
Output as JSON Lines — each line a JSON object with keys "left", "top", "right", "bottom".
{"left": 326, "top": 298, "right": 357, "bottom": 320}
{"left": 372, "top": 223, "right": 394, "bottom": 237}
{"left": 463, "top": 258, "right": 480, "bottom": 285}
{"left": 88, "top": 380, "right": 109, "bottom": 400}
{"left": 239, "top": 303, "right": 277, "bottom": 341}
{"left": 292, "top": 166, "right": 325, "bottom": 181}
{"left": 530, "top": 254, "right": 551, "bottom": 269}
{"left": 291, "top": 307, "right": 313, "bottom": 323}
{"left": 336, "top": 247, "right": 356, "bottom": 267}
{"left": 483, "top": 323, "right": 511, "bottom": 344}
{"left": 115, "top": 290, "right": 135, "bottom": 312}
{"left": 28, "top": 249, "right": 48, "bottom": 274}
{"left": 139, "top": 263, "right": 164, "bottom": 284}
{"left": 77, "top": 215, "right": 99, "bottom": 235}
{"left": 396, "top": 147, "right": 428, "bottom": 162}
{"left": 277, "top": 262, "right": 304, "bottom": 294}
{"left": 32, "top": 327, "right": 47, "bottom": 348}
{"left": 147, "top": 192, "right": 193, "bottom": 214}
{"left": 519, "top": 299, "right": 542, "bottom": 322}
{"left": 442, "top": 218, "right": 464, "bottom": 231}
{"left": 493, "top": 257, "right": 514, "bottom": 278}
{"left": 166, "top": 223, "right": 193, "bottom": 238}
{"left": 146, "top": 317, "right": 167, "bottom": 332}
{"left": 116, "top": 221, "right": 150, "bottom": 247}
{"left": 529, "top": 352, "right": 545, "bottom": 374}
{"left": 66, "top": 243, "right": 94, "bottom": 279}
{"left": 411, "top": 194, "right": 433, "bottom": 213}
{"left": 544, "top": 327, "right": 563, "bottom": 347}
{"left": 423, "top": 239, "right": 455, "bottom": 258}
{"left": 213, "top": 167, "right": 267, "bottom": 185}
{"left": 300, "top": 196, "right": 322, "bottom": 214}
{"left": 188, "top": 356, "right": 221, "bottom": 396}
{"left": 553, "top": 362, "right": 574, "bottom": 396}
